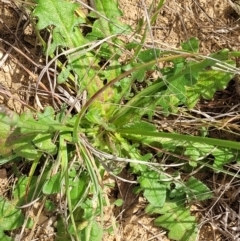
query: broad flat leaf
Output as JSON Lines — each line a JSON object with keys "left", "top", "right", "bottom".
{"left": 33, "top": 0, "right": 86, "bottom": 52}
{"left": 45, "top": 200, "right": 56, "bottom": 212}
{"left": 18, "top": 111, "right": 52, "bottom": 133}
{"left": 43, "top": 173, "right": 62, "bottom": 194}
{"left": 0, "top": 229, "right": 13, "bottom": 241}
{"left": 184, "top": 142, "right": 234, "bottom": 169}
{"left": 154, "top": 196, "right": 198, "bottom": 241}
{"left": 131, "top": 49, "right": 161, "bottom": 82}
{"left": 6, "top": 127, "right": 39, "bottom": 160}
{"left": 80, "top": 220, "right": 103, "bottom": 241}
{"left": 34, "top": 0, "right": 114, "bottom": 113}
{"left": 185, "top": 69, "right": 233, "bottom": 108}
{"left": 155, "top": 48, "right": 234, "bottom": 113}
{"left": 0, "top": 120, "right": 39, "bottom": 160}
{"left": 13, "top": 173, "right": 49, "bottom": 206}
{"left": 0, "top": 122, "right": 14, "bottom": 157}
{"left": 185, "top": 177, "right": 213, "bottom": 201}
{"left": 0, "top": 107, "right": 22, "bottom": 157}
{"left": 0, "top": 105, "right": 19, "bottom": 126}
{"left": 34, "top": 0, "right": 78, "bottom": 30}
{"left": 112, "top": 199, "right": 123, "bottom": 207}
{"left": 181, "top": 37, "right": 199, "bottom": 53}
{"left": 57, "top": 65, "right": 72, "bottom": 84}
{"left": 143, "top": 182, "right": 166, "bottom": 207}
{"left": 70, "top": 173, "right": 88, "bottom": 207}
{"left": 87, "top": 0, "right": 130, "bottom": 39}
{"left": 80, "top": 199, "right": 100, "bottom": 220}
{"left": 112, "top": 133, "right": 151, "bottom": 173}
{"left": 0, "top": 106, "right": 64, "bottom": 160}
{"left": 0, "top": 196, "right": 24, "bottom": 230}
{"left": 122, "top": 120, "right": 157, "bottom": 132}
{"left": 32, "top": 133, "right": 57, "bottom": 155}
{"left": 155, "top": 59, "right": 192, "bottom": 114}
{"left": 138, "top": 172, "right": 166, "bottom": 207}
{"left": 36, "top": 106, "right": 55, "bottom": 121}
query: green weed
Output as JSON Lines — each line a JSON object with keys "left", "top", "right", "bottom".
{"left": 0, "top": 0, "right": 240, "bottom": 240}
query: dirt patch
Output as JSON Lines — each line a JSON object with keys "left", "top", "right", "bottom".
{"left": 119, "top": 0, "right": 240, "bottom": 53}
{"left": 0, "top": 2, "right": 38, "bottom": 112}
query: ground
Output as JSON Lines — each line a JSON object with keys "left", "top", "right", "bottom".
{"left": 0, "top": 0, "right": 240, "bottom": 240}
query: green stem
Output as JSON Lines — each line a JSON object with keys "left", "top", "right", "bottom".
{"left": 117, "top": 129, "right": 240, "bottom": 150}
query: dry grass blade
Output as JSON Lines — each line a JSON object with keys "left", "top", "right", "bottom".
{"left": 228, "top": 0, "right": 240, "bottom": 15}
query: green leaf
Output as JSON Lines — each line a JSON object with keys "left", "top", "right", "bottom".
{"left": 0, "top": 122, "right": 15, "bottom": 157}
{"left": 45, "top": 200, "right": 56, "bottom": 212}
{"left": 70, "top": 174, "right": 88, "bottom": 207}
{"left": 57, "top": 65, "right": 72, "bottom": 84}
{"left": 32, "top": 133, "right": 57, "bottom": 155}
{"left": 0, "top": 105, "right": 19, "bottom": 126}
{"left": 112, "top": 199, "right": 123, "bottom": 207}
{"left": 181, "top": 37, "right": 199, "bottom": 53}
{"left": 18, "top": 111, "right": 52, "bottom": 133}
{"left": 0, "top": 106, "right": 63, "bottom": 160}
{"left": 154, "top": 196, "right": 198, "bottom": 241}
{"left": 37, "top": 106, "right": 55, "bottom": 121}
{"left": 0, "top": 229, "right": 13, "bottom": 241}
{"left": 13, "top": 173, "right": 49, "bottom": 206}
{"left": 33, "top": 0, "right": 122, "bottom": 113}
{"left": 131, "top": 49, "right": 161, "bottom": 82}
{"left": 33, "top": 0, "right": 85, "bottom": 52}
{"left": 80, "top": 199, "right": 100, "bottom": 220}
{"left": 138, "top": 49, "right": 161, "bottom": 62}
{"left": 153, "top": 49, "right": 234, "bottom": 114}
{"left": 34, "top": 0, "right": 78, "bottom": 30}
{"left": 138, "top": 172, "right": 166, "bottom": 207}
{"left": 56, "top": 217, "right": 68, "bottom": 240}
{"left": 168, "top": 182, "right": 186, "bottom": 199}
{"left": 87, "top": 0, "right": 130, "bottom": 39}
{"left": 186, "top": 68, "right": 233, "bottom": 108}
{"left": 43, "top": 173, "right": 62, "bottom": 194}
{"left": 0, "top": 196, "right": 24, "bottom": 230}
{"left": 5, "top": 127, "right": 39, "bottom": 160}
{"left": 184, "top": 142, "right": 234, "bottom": 169}
{"left": 80, "top": 220, "right": 103, "bottom": 241}
{"left": 185, "top": 177, "right": 213, "bottom": 201}
{"left": 121, "top": 120, "right": 157, "bottom": 132}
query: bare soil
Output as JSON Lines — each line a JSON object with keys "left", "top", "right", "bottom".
{"left": 1, "top": 0, "right": 240, "bottom": 240}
